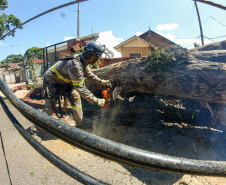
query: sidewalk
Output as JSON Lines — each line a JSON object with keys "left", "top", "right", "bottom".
{"left": 0, "top": 103, "right": 83, "bottom": 185}
{"left": 0, "top": 82, "right": 85, "bottom": 184}
{"left": 0, "top": 82, "right": 29, "bottom": 100}
{"left": 0, "top": 84, "right": 143, "bottom": 185}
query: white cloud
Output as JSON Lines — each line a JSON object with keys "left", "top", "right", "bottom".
{"left": 157, "top": 32, "right": 176, "bottom": 42}
{"left": 176, "top": 38, "right": 212, "bottom": 49}
{"left": 156, "top": 23, "right": 179, "bottom": 31}
{"left": 117, "top": 38, "right": 124, "bottom": 42}
{"left": 135, "top": 31, "right": 143, "bottom": 36}
{"left": 156, "top": 31, "right": 213, "bottom": 49}
{"left": 64, "top": 36, "right": 76, "bottom": 41}
{"left": 46, "top": 42, "right": 50, "bottom": 47}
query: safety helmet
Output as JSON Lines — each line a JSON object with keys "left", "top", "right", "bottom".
{"left": 83, "top": 41, "right": 104, "bottom": 59}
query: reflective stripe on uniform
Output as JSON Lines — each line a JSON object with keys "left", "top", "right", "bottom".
{"left": 53, "top": 65, "right": 72, "bottom": 83}
{"left": 72, "top": 79, "right": 84, "bottom": 86}
{"left": 72, "top": 104, "right": 82, "bottom": 110}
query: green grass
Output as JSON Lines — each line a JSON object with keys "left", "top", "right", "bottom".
{"left": 29, "top": 169, "right": 36, "bottom": 176}
{"left": 4, "top": 99, "right": 11, "bottom": 104}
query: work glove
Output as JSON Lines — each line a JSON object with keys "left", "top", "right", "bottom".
{"left": 96, "top": 98, "right": 106, "bottom": 108}
{"left": 101, "top": 80, "right": 110, "bottom": 87}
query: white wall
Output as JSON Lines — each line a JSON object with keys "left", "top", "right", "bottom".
{"left": 97, "top": 31, "right": 122, "bottom": 58}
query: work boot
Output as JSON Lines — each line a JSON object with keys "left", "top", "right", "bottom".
{"left": 75, "top": 121, "right": 84, "bottom": 128}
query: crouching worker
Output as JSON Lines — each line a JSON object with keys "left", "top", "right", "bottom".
{"left": 30, "top": 40, "right": 113, "bottom": 137}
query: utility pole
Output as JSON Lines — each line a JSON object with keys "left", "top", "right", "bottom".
{"left": 77, "top": 1, "right": 80, "bottom": 40}
{"left": 23, "top": 55, "right": 28, "bottom": 85}
{"left": 194, "top": 0, "right": 204, "bottom": 46}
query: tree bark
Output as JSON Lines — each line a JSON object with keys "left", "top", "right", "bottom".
{"left": 86, "top": 56, "right": 226, "bottom": 104}
{"left": 191, "top": 50, "right": 226, "bottom": 63}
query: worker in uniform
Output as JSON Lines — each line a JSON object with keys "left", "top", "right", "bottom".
{"left": 30, "top": 41, "right": 112, "bottom": 137}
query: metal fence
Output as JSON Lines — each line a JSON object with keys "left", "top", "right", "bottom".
{"left": 36, "top": 34, "right": 98, "bottom": 73}
{"left": 36, "top": 39, "right": 73, "bottom": 73}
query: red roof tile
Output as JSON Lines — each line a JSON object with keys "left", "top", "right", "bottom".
{"left": 7, "top": 63, "right": 20, "bottom": 68}
{"left": 32, "top": 58, "right": 44, "bottom": 64}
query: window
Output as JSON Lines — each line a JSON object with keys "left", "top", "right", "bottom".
{"left": 129, "top": 53, "right": 141, "bottom": 58}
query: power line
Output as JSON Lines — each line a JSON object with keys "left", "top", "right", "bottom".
{"left": 176, "top": 36, "right": 201, "bottom": 47}
{"left": 184, "top": 5, "right": 196, "bottom": 39}
{"left": 199, "top": 8, "right": 226, "bottom": 27}
{"left": 207, "top": 16, "right": 226, "bottom": 27}
{"left": 0, "top": 0, "right": 88, "bottom": 40}
{"left": 204, "top": 35, "right": 226, "bottom": 40}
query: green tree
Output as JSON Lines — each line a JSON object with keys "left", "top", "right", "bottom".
{"left": 24, "top": 47, "right": 43, "bottom": 83}
{"left": 0, "top": 0, "right": 8, "bottom": 10}
{"left": 0, "top": 0, "right": 23, "bottom": 39}
{"left": 24, "top": 47, "right": 43, "bottom": 59}
{"left": 2, "top": 54, "right": 23, "bottom": 64}
{"left": 0, "top": 60, "right": 6, "bottom": 67}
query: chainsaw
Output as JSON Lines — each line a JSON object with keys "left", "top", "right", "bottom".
{"left": 101, "top": 79, "right": 122, "bottom": 109}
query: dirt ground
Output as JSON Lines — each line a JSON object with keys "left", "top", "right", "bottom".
{"left": 1, "top": 92, "right": 226, "bottom": 185}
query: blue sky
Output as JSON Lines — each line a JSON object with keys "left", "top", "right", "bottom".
{"left": 0, "top": 0, "right": 225, "bottom": 61}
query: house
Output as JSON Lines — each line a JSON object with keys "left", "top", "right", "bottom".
{"left": 0, "top": 58, "right": 45, "bottom": 84}
{"left": 0, "top": 68, "right": 5, "bottom": 81}
{"left": 3, "top": 63, "right": 22, "bottom": 83}
{"left": 5, "top": 63, "right": 21, "bottom": 70}
{"left": 114, "top": 29, "right": 176, "bottom": 58}
{"left": 139, "top": 29, "right": 176, "bottom": 49}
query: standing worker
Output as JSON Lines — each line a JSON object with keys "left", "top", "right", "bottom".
{"left": 31, "top": 40, "right": 113, "bottom": 137}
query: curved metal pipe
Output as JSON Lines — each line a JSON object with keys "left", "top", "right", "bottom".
{"left": 0, "top": 78, "right": 225, "bottom": 177}
{"left": 0, "top": 96, "right": 108, "bottom": 185}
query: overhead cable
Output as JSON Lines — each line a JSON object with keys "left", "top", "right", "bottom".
{"left": 0, "top": 0, "right": 88, "bottom": 40}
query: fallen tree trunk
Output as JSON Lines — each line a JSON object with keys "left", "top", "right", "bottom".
{"left": 189, "top": 40, "right": 226, "bottom": 52}
{"left": 191, "top": 50, "right": 226, "bottom": 63}
{"left": 86, "top": 56, "right": 226, "bottom": 104}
